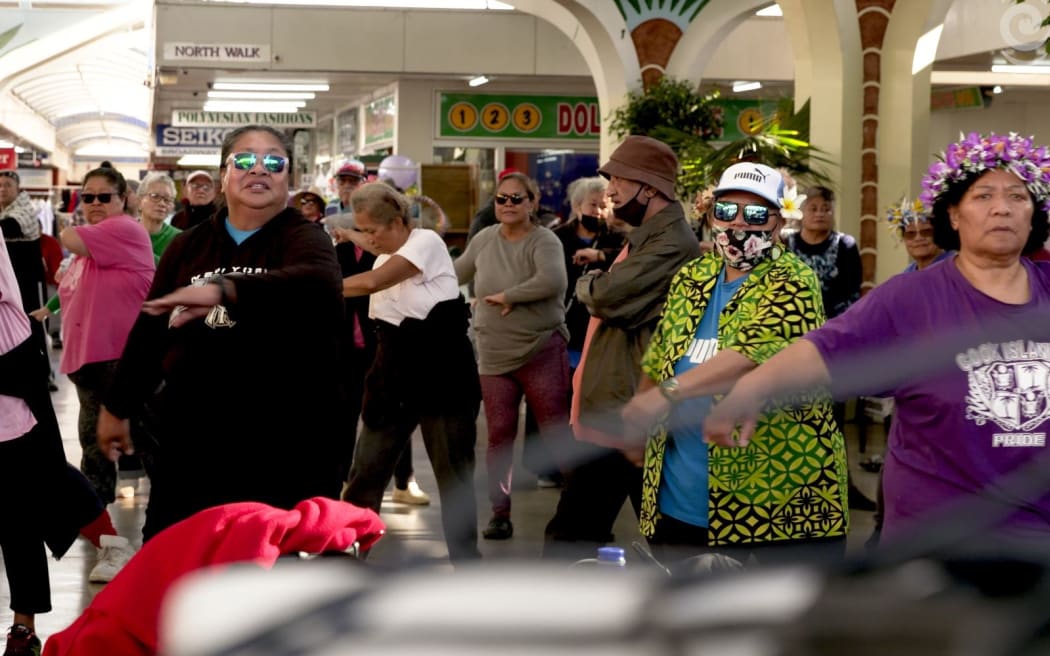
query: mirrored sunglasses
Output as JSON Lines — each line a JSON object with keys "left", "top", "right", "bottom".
{"left": 82, "top": 193, "right": 118, "bottom": 204}
{"left": 228, "top": 152, "right": 288, "bottom": 174}
{"left": 713, "top": 200, "right": 775, "bottom": 225}
{"left": 494, "top": 193, "right": 527, "bottom": 206}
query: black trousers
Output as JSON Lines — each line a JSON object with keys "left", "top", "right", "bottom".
{"left": 0, "top": 427, "right": 56, "bottom": 614}
{"left": 344, "top": 407, "right": 480, "bottom": 563}
{"left": 543, "top": 444, "right": 642, "bottom": 561}
{"left": 338, "top": 346, "right": 414, "bottom": 488}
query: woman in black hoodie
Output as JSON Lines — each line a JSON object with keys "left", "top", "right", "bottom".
{"left": 98, "top": 125, "right": 345, "bottom": 541}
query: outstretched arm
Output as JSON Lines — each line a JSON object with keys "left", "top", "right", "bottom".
{"left": 622, "top": 349, "right": 758, "bottom": 434}
{"left": 703, "top": 339, "right": 831, "bottom": 447}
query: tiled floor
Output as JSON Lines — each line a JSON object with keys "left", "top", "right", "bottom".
{"left": 0, "top": 356, "right": 881, "bottom": 646}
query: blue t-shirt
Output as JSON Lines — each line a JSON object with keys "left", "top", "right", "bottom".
{"left": 903, "top": 250, "right": 953, "bottom": 272}
{"left": 225, "top": 219, "right": 262, "bottom": 245}
{"left": 658, "top": 268, "right": 746, "bottom": 528}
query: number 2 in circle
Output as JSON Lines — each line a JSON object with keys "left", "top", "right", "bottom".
{"left": 480, "top": 103, "right": 509, "bottom": 132}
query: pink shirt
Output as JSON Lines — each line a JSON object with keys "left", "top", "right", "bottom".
{"left": 58, "top": 215, "right": 155, "bottom": 374}
{"left": 570, "top": 244, "right": 630, "bottom": 448}
{"left": 0, "top": 236, "right": 36, "bottom": 442}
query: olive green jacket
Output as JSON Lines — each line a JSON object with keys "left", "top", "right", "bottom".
{"left": 574, "top": 203, "right": 701, "bottom": 441}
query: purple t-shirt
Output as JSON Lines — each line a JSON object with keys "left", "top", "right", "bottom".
{"left": 806, "top": 256, "right": 1050, "bottom": 542}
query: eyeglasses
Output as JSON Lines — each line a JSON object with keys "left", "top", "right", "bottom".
{"left": 146, "top": 192, "right": 174, "bottom": 205}
{"left": 82, "top": 192, "right": 119, "bottom": 204}
{"left": 188, "top": 181, "right": 214, "bottom": 191}
{"left": 495, "top": 193, "right": 528, "bottom": 206}
{"left": 902, "top": 227, "right": 934, "bottom": 241}
{"left": 227, "top": 152, "right": 289, "bottom": 174}
{"left": 713, "top": 200, "right": 777, "bottom": 225}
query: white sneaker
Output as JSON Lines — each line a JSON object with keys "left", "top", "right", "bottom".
{"left": 391, "top": 481, "right": 431, "bottom": 505}
{"left": 88, "top": 535, "right": 134, "bottom": 583}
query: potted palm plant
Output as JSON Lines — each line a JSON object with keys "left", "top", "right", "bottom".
{"left": 608, "top": 77, "right": 832, "bottom": 205}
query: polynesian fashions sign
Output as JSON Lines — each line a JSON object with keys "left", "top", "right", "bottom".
{"left": 170, "top": 111, "right": 318, "bottom": 128}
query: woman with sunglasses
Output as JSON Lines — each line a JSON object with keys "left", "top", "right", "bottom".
{"left": 31, "top": 173, "right": 181, "bottom": 354}
{"left": 292, "top": 187, "right": 326, "bottom": 223}
{"left": 455, "top": 172, "right": 569, "bottom": 541}
{"left": 887, "top": 199, "right": 952, "bottom": 272}
{"left": 97, "top": 125, "right": 345, "bottom": 540}
{"left": 621, "top": 162, "right": 848, "bottom": 566}
{"left": 56, "top": 167, "right": 155, "bottom": 512}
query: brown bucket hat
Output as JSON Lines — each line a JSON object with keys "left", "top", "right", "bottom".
{"left": 598, "top": 135, "right": 679, "bottom": 200}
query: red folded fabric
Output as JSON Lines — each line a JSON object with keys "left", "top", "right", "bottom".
{"left": 43, "top": 497, "right": 384, "bottom": 656}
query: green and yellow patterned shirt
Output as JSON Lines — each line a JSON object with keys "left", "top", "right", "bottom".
{"left": 639, "top": 249, "right": 849, "bottom": 545}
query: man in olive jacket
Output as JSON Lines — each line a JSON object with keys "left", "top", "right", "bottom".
{"left": 544, "top": 135, "right": 701, "bottom": 559}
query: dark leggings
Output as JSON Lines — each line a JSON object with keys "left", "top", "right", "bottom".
{"left": 68, "top": 360, "right": 120, "bottom": 504}
{"left": 0, "top": 429, "right": 54, "bottom": 615}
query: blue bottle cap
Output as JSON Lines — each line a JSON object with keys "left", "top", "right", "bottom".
{"left": 597, "top": 546, "right": 626, "bottom": 563}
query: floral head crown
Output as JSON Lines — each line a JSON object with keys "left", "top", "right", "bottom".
{"left": 885, "top": 196, "right": 928, "bottom": 234}
{"left": 920, "top": 132, "right": 1050, "bottom": 212}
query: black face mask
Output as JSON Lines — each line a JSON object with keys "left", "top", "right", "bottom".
{"left": 579, "top": 214, "right": 601, "bottom": 232}
{"left": 612, "top": 185, "right": 649, "bottom": 226}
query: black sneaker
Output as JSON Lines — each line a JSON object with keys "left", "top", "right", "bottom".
{"left": 4, "top": 624, "right": 41, "bottom": 656}
{"left": 482, "top": 517, "right": 513, "bottom": 540}
{"left": 848, "top": 482, "right": 877, "bottom": 512}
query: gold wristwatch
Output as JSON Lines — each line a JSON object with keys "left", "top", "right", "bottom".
{"left": 658, "top": 377, "right": 681, "bottom": 403}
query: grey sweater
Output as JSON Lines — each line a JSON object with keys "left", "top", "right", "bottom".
{"left": 455, "top": 224, "right": 568, "bottom": 375}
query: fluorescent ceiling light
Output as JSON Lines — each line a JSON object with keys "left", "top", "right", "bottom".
{"left": 202, "top": 101, "right": 306, "bottom": 112}
{"left": 177, "top": 154, "right": 222, "bottom": 167}
{"left": 755, "top": 4, "right": 781, "bottom": 17}
{"left": 990, "top": 63, "right": 1050, "bottom": 74}
{"left": 932, "top": 70, "right": 1050, "bottom": 86}
{"left": 212, "top": 81, "right": 329, "bottom": 92}
{"left": 75, "top": 142, "right": 149, "bottom": 158}
{"left": 732, "top": 81, "right": 762, "bottom": 93}
{"left": 468, "top": 75, "right": 489, "bottom": 87}
{"left": 207, "top": 91, "right": 316, "bottom": 100}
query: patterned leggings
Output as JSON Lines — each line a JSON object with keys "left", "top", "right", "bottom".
{"left": 479, "top": 333, "right": 570, "bottom": 518}
{"left": 68, "top": 360, "right": 119, "bottom": 504}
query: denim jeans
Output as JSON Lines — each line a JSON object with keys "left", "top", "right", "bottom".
{"left": 344, "top": 407, "right": 481, "bottom": 563}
